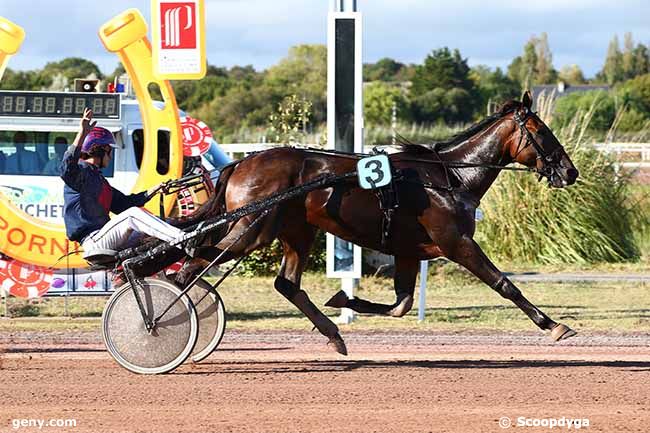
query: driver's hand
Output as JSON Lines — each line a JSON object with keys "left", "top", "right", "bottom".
{"left": 80, "top": 108, "right": 97, "bottom": 134}
{"left": 147, "top": 183, "right": 165, "bottom": 197}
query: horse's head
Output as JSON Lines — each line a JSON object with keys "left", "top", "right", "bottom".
{"left": 506, "top": 91, "right": 579, "bottom": 188}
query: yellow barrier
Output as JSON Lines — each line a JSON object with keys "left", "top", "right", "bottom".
{"left": 0, "top": 17, "right": 24, "bottom": 80}
{"left": 0, "top": 17, "right": 80, "bottom": 268}
{"left": 99, "top": 8, "right": 183, "bottom": 217}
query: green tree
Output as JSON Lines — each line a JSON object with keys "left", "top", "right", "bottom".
{"left": 508, "top": 34, "right": 557, "bottom": 88}
{"left": 42, "top": 57, "right": 103, "bottom": 82}
{"left": 412, "top": 87, "right": 474, "bottom": 124}
{"left": 364, "top": 58, "right": 406, "bottom": 82}
{"left": 553, "top": 91, "right": 616, "bottom": 132}
{"left": 411, "top": 48, "right": 473, "bottom": 95}
{"left": 471, "top": 66, "right": 520, "bottom": 111}
{"left": 507, "top": 56, "right": 523, "bottom": 87}
{"left": 411, "top": 47, "right": 477, "bottom": 123}
{"left": 508, "top": 39, "right": 537, "bottom": 89}
{"left": 194, "top": 84, "right": 274, "bottom": 139}
{"left": 265, "top": 44, "right": 327, "bottom": 124}
{"left": 601, "top": 35, "right": 624, "bottom": 85}
{"left": 535, "top": 33, "right": 557, "bottom": 84}
{"left": 173, "top": 74, "right": 231, "bottom": 112}
{"left": 558, "top": 64, "right": 586, "bottom": 85}
{"left": 633, "top": 44, "right": 650, "bottom": 77}
{"left": 363, "top": 82, "right": 410, "bottom": 125}
{"left": 622, "top": 32, "right": 636, "bottom": 80}
{"left": 227, "top": 65, "right": 263, "bottom": 87}
{"left": 619, "top": 73, "right": 650, "bottom": 116}
{"left": 0, "top": 68, "right": 49, "bottom": 90}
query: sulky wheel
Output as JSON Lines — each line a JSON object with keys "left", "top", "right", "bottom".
{"left": 102, "top": 277, "right": 198, "bottom": 374}
{"left": 187, "top": 278, "right": 227, "bottom": 363}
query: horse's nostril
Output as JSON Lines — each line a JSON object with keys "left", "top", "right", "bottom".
{"left": 567, "top": 168, "right": 579, "bottom": 182}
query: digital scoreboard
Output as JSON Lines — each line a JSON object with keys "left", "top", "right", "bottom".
{"left": 0, "top": 91, "right": 121, "bottom": 119}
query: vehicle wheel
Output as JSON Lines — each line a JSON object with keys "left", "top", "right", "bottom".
{"left": 188, "top": 278, "right": 226, "bottom": 363}
{"left": 102, "top": 277, "right": 198, "bottom": 374}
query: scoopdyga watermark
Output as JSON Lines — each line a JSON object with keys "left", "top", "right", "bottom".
{"left": 499, "top": 416, "right": 590, "bottom": 429}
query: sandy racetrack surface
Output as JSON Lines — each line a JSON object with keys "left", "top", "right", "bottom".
{"left": 1, "top": 330, "right": 650, "bottom": 433}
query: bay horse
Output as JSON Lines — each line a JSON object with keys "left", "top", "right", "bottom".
{"left": 164, "top": 91, "right": 579, "bottom": 355}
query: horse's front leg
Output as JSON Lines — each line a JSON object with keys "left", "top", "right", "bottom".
{"left": 325, "top": 256, "right": 419, "bottom": 317}
{"left": 450, "top": 236, "right": 576, "bottom": 341}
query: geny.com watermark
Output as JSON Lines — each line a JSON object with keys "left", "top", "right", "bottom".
{"left": 11, "top": 419, "right": 77, "bottom": 430}
{"left": 499, "top": 416, "right": 590, "bottom": 429}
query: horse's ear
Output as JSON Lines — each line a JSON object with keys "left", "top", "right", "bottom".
{"left": 522, "top": 90, "right": 533, "bottom": 109}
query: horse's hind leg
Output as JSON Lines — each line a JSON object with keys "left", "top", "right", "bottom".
{"left": 325, "top": 256, "right": 419, "bottom": 317}
{"left": 276, "top": 226, "right": 348, "bottom": 355}
{"left": 451, "top": 236, "right": 576, "bottom": 341}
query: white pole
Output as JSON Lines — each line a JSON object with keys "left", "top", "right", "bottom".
{"left": 338, "top": 278, "right": 356, "bottom": 324}
{"left": 418, "top": 260, "right": 428, "bottom": 322}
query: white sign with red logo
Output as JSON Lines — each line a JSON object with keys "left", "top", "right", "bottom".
{"left": 181, "top": 115, "right": 213, "bottom": 156}
{"left": 152, "top": 0, "right": 207, "bottom": 80}
{"left": 0, "top": 259, "right": 53, "bottom": 299}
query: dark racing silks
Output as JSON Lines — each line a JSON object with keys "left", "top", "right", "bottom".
{"left": 60, "top": 145, "right": 147, "bottom": 242}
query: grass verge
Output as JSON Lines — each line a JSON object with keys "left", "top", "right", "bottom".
{"left": 1, "top": 270, "right": 649, "bottom": 334}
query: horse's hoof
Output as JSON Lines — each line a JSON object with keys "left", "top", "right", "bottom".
{"left": 325, "top": 290, "right": 349, "bottom": 308}
{"left": 327, "top": 333, "right": 348, "bottom": 356}
{"left": 388, "top": 294, "right": 414, "bottom": 317}
{"left": 551, "top": 323, "right": 577, "bottom": 341}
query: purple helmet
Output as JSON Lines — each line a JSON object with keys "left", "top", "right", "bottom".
{"left": 81, "top": 127, "right": 117, "bottom": 154}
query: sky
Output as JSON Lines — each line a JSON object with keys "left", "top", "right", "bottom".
{"left": 2, "top": 0, "right": 649, "bottom": 78}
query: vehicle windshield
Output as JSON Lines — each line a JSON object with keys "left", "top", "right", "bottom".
{"left": 0, "top": 130, "right": 114, "bottom": 177}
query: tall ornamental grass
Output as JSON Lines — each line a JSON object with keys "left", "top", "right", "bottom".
{"left": 475, "top": 97, "right": 646, "bottom": 264}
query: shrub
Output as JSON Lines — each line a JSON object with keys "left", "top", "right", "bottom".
{"left": 238, "top": 231, "right": 326, "bottom": 276}
{"left": 364, "top": 82, "right": 411, "bottom": 125}
{"left": 552, "top": 91, "right": 617, "bottom": 132}
{"left": 8, "top": 300, "right": 41, "bottom": 317}
{"left": 475, "top": 108, "right": 644, "bottom": 264}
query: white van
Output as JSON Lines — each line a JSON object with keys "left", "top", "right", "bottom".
{"left": 0, "top": 89, "right": 230, "bottom": 296}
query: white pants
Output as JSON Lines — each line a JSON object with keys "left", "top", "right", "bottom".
{"left": 81, "top": 207, "right": 185, "bottom": 253}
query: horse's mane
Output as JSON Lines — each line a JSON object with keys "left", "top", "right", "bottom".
{"left": 398, "top": 100, "right": 521, "bottom": 154}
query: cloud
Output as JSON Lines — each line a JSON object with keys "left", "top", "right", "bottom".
{"left": 2, "top": 0, "right": 649, "bottom": 77}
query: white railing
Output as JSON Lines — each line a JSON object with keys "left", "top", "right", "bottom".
{"left": 592, "top": 142, "right": 650, "bottom": 164}
{"left": 219, "top": 143, "right": 316, "bottom": 159}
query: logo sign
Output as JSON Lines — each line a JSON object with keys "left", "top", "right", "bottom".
{"left": 180, "top": 115, "right": 212, "bottom": 156}
{"left": 0, "top": 258, "right": 53, "bottom": 298}
{"left": 357, "top": 154, "right": 392, "bottom": 190}
{"left": 152, "top": 0, "right": 207, "bottom": 80}
{"left": 161, "top": 3, "right": 196, "bottom": 49}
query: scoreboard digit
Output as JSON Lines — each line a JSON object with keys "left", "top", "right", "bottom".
{"left": 0, "top": 91, "right": 121, "bottom": 119}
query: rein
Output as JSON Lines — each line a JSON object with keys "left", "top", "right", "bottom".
{"left": 301, "top": 147, "right": 535, "bottom": 172}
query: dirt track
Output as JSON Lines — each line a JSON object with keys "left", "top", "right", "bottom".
{"left": 1, "top": 330, "right": 650, "bottom": 433}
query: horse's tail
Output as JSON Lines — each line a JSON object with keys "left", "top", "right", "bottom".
{"left": 168, "top": 161, "right": 238, "bottom": 232}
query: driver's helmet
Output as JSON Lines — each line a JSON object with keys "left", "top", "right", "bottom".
{"left": 81, "top": 127, "right": 118, "bottom": 155}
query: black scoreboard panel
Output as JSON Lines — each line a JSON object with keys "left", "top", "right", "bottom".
{"left": 0, "top": 91, "right": 121, "bottom": 119}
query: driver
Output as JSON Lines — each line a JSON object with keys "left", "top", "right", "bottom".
{"left": 61, "top": 108, "right": 193, "bottom": 257}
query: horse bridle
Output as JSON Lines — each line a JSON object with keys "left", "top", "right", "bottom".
{"left": 512, "top": 106, "right": 564, "bottom": 181}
